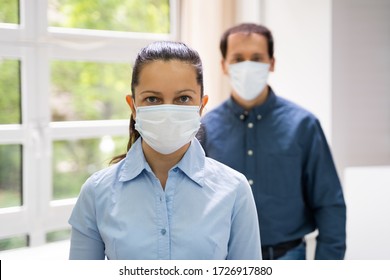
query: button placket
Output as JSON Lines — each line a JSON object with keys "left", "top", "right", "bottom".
{"left": 245, "top": 114, "right": 257, "bottom": 189}
{"left": 154, "top": 181, "right": 170, "bottom": 259}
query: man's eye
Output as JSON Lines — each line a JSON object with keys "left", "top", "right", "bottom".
{"left": 233, "top": 58, "right": 243, "bottom": 63}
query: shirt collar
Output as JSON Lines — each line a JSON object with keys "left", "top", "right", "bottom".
{"left": 176, "top": 138, "right": 205, "bottom": 188}
{"left": 118, "top": 138, "right": 149, "bottom": 182}
{"left": 118, "top": 137, "right": 205, "bottom": 188}
{"left": 227, "top": 86, "right": 277, "bottom": 120}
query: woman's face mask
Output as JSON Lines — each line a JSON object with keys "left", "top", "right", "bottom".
{"left": 228, "top": 61, "right": 270, "bottom": 101}
{"left": 134, "top": 104, "right": 201, "bottom": 154}
{"left": 128, "top": 60, "right": 207, "bottom": 154}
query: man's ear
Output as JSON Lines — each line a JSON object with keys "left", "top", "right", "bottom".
{"left": 270, "top": 57, "right": 276, "bottom": 72}
{"left": 221, "top": 59, "right": 229, "bottom": 75}
{"left": 126, "top": 94, "right": 136, "bottom": 118}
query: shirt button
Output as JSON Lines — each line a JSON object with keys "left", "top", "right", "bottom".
{"left": 161, "top": 229, "right": 167, "bottom": 235}
{"left": 248, "top": 122, "right": 254, "bottom": 128}
{"left": 257, "top": 115, "right": 262, "bottom": 120}
{"left": 248, "top": 179, "right": 254, "bottom": 186}
{"left": 247, "top": 150, "right": 253, "bottom": 156}
{"left": 239, "top": 114, "right": 245, "bottom": 120}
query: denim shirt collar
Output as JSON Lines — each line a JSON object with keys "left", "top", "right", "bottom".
{"left": 227, "top": 86, "right": 277, "bottom": 121}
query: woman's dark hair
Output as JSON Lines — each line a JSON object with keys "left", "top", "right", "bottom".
{"left": 220, "top": 23, "right": 274, "bottom": 59}
{"left": 110, "top": 41, "right": 204, "bottom": 164}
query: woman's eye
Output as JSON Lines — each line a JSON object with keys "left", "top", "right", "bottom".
{"left": 178, "top": 96, "right": 191, "bottom": 103}
{"left": 145, "top": 96, "right": 159, "bottom": 103}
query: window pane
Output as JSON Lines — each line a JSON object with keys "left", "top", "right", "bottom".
{"left": 0, "top": 59, "right": 21, "bottom": 124}
{"left": 46, "top": 228, "right": 71, "bottom": 243}
{"left": 0, "top": 145, "right": 22, "bottom": 208}
{"left": 0, "top": 0, "right": 19, "bottom": 24}
{"left": 0, "top": 235, "right": 28, "bottom": 251}
{"left": 48, "top": 0, "right": 170, "bottom": 33}
{"left": 52, "top": 136, "right": 127, "bottom": 200}
{"left": 51, "top": 61, "right": 130, "bottom": 121}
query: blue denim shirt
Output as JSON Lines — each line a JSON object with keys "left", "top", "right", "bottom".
{"left": 69, "top": 138, "right": 261, "bottom": 260}
{"left": 199, "top": 88, "right": 346, "bottom": 259}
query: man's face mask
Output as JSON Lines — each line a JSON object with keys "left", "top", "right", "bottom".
{"left": 228, "top": 61, "right": 270, "bottom": 101}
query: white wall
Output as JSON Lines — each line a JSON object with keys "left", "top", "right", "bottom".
{"left": 332, "top": 0, "right": 390, "bottom": 173}
{"left": 263, "top": 0, "right": 332, "bottom": 141}
{"left": 344, "top": 166, "right": 390, "bottom": 259}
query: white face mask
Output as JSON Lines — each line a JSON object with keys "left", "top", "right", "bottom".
{"left": 134, "top": 104, "right": 201, "bottom": 154}
{"left": 228, "top": 61, "right": 270, "bottom": 101}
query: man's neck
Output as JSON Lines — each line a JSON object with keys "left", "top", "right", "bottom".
{"left": 232, "top": 86, "right": 270, "bottom": 111}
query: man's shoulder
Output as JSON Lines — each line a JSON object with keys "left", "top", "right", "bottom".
{"left": 202, "top": 100, "right": 230, "bottom": 122}
{"left": 274, "top": 95, "right": 318, "bottom": 123}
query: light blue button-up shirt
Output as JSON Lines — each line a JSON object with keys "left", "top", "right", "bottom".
{"left": 69, "top": 138, "right": 261, "bottom": 260}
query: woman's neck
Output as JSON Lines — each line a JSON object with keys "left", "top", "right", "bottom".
{"left": 142, "top": 141, "right": 190, "bottom": 189}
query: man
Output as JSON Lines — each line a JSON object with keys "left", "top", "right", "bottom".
{"left": 198, "top": 23, "right": 346, "bottom": 259}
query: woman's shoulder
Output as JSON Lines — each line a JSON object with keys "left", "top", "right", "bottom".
{"left": 80, "top": 160, "right": 124, "bottom": 193}
{"left": 203, "top": 156, "right": 250, "bottom": 191}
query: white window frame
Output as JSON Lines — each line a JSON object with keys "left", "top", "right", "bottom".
{"left": 0, "top": 0, "right": 180, "bottom": 247}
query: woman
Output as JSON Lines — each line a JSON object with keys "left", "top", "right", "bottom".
{"left": 68, "top": 41, "right": 261, "bottom": 260}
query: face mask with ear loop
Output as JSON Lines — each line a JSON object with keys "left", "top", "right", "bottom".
{"left": 228, "top": 61, "right": 270, "bottom": 101}
{"left": 133, "top": 104, "right": 202, "bottom": 155}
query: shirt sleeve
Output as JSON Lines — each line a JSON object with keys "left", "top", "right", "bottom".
{"left": 68, "top": 174, "right": 105, "bottom": 260}
{"left": 69, "top": 228, "right": 105, "bottom": 260}
{"left": 227, "top": 175, "right": 262, "bottom": 260}
{"left": 304, "top": 119, "right": 346, "bottom": 260}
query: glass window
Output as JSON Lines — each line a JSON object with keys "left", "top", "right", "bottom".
{"left": 0, "top": 145, "right": 22, "bottom": 208}
{"left": 0, "top": 0, "right": 19, "bottom": 24}
{"left": 52, "top": 136, "right": 127, "bottom": 200}
{"left": 46, "top": 228, "right": 71, "bottom": 243}
{"left": 0, "top": 59, "right": 21, "bottom": 124}
{"left": 48, "top": 0, "right": 170, "bottom": 33}
{"left": 0, "top": 235, "right": 28, "bottom": 251}
{"left": 50, "top": 61, "right": 130, "bottom": 121}
{"left": 0, "top": 0, "right": 177, "bottom": 249}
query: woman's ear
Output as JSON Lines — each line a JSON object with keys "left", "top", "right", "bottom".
{"left": 200, "top": 95, "right": 209, "bottom": 115}
{"left": 126, "top": 94, "right": 136, "bottom": 118}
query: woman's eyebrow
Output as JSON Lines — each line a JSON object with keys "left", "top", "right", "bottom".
{"left": 139, "top": 90, "right": 162, "bottom": 95}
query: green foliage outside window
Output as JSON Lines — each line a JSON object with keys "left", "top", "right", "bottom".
{"left": 0, "top": 146, "right": 22, "bottom": 208}
{"left": 0, "top": 235, "right": 28, "bottom": 251}
{"left": 53, "top": 136, "right": 128, "bottom": 200}
{"left": 49, "top": 0, "right": 170, "bottom": 33}
{"left": 0, "top": 0, "right": 19, "bottom": 24}
{"left": 0, "top": 60, "right": 21, "bottom": 124}
{"left": 51, "top": 61, "right": 130, "bottom": 121}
